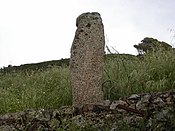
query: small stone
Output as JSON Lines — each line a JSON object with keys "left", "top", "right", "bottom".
{"left": 111, "top": 127, "right": 117, "bottom": 131}
{"left": 102, "top": 100, "right": 111, "bottom": 106}
{"left": 105, "top": 114, "right": 113, "bottom": 119}
{"left": 59, "top": 106, "right": 73, "bottom": 115}
{"left": 128, "top": 94, "right": 140, "bottom": 100}
{"left": 153, "top": 97, "right": 165, "bottom": 107}
{"left": 172, "top": 94, "right": 175, "bottom": 101}
{"left": 82, "top": 104, "right": 94, "bottom": 112}
{"left": 146, "top": 118, "right": 153, "bottom": 129}
{"left": 128, "top": 103, "right": 136, "bottom": 109}
{"left": 123, "top": 115, "right": 143, "bottom": 125}
{"left": 110, "top": 100, "right": 128, "bottom": 110}
{"left": 136, "top": 94, "right": 151, "bottom": 110}
{"left": 155, "top": 109, "right": 169, "bottom": 121}
{"left": 72, "top": 115, "right": 85, "bottom": 126}
{"left": 160, "top": 92, "right": 170, "bottom": 99}
{"left": 141, "top": 94, "right": 151, "bottom": 103}
{"left": 0, "top": 125, "right": 14, "bottom": 131}
{"left": 166, "top": 96, "right": 173, "bottom": 105}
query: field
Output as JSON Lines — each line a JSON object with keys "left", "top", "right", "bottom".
{"left": 1, "top": 50, "right": 175, "bottom": 114}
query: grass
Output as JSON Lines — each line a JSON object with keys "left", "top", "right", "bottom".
{"left": 0, "top": 66, "right": 71, "bottom": 114}
{"left": 1, "top": 50, "right": 175, "bottom": 114}
{"left": 103, "top": 50, "right": 175, "bottom": 100}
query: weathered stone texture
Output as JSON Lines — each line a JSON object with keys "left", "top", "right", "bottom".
{"left": 70, "top": 12, "right": 105, "bottom": 108}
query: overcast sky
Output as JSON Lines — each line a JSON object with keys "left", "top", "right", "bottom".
{"left": 0, "top": 0, "right": 175, "bottom": 67}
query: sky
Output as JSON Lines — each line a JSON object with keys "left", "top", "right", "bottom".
{"left": 0, "top": 0, "right": 175, "bottom": 67}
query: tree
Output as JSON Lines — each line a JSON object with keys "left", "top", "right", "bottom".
{"left": 134, "top": 37, "right": 172, "bottom": 55}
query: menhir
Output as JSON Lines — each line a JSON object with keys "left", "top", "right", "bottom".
{"left": 70, "top": 12, "right": 105, "bottom": 110}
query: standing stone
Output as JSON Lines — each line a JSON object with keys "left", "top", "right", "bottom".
{"left": 70, "top": 12, "right": 105, "bottom": 108}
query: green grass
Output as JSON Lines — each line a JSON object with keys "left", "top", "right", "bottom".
{"left": 1, "top": 50, "right": 175, "bottom": 114}
{"left": 103, "top": 50, "right": 175, "bottom": 100}
{"left": 0, "top": 66, "right": 71, "bottom": 114}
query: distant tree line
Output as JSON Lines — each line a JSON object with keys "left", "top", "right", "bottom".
{"left": 0, "top": 58, "right": 69, "bottom": 74}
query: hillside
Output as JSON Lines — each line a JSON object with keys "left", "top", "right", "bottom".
{"left": 0, "top": 54, "right": 136, "bottom": 74}
{"left": 1, "top": 50, "right": 175, "bottom": 130}
{"left": 0, "top": 58, "right": 69, "bottom": 74}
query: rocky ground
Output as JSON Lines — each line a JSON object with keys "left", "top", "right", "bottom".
{"left": 1, "top": 90, "right": 175, "bottom": 131}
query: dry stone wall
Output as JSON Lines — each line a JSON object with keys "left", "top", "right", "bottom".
{"left": 70, "top": 12, "right": 105, "bottom": 108}
{"left": 1, "top": 90, "right": 175, "bottom": 130}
